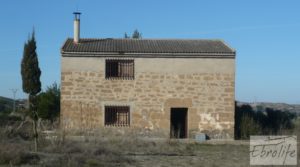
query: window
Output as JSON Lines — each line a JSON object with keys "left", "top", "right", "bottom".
{"left": 105, "top": 59, "right": 134, "bottom": 79}
{"left": 105, "top": 106, "right": 130, "bottom": 126}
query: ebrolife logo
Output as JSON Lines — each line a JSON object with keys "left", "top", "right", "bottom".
{"left": 250, "top": 136, "right": 297, "bottom": 165}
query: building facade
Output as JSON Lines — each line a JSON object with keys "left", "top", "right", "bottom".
{"left": 61, "top": 38, "right": 236, "bottom": 139}
{"left": 60, "top": 13, "right": 236, "bottom": 139}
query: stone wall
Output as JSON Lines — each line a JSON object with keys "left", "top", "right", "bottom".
{"left": 61, "top": 57, "right": 235, "bottom": 139}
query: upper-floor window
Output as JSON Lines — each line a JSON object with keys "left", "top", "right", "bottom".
{"left": 105, "top": 59, "right": 134, "bottom": 79}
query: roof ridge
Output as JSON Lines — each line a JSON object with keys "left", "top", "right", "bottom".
{"left": 68, "top": 37, "right": 224, "bottom": 41}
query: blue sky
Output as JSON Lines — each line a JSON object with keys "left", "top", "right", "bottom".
{"left": 0, "top": 0, "right": 299, "bottom": 104}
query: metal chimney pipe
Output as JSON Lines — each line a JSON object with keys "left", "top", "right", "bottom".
{"left": 73, "top": 12, "right": 81, "bottom": 43}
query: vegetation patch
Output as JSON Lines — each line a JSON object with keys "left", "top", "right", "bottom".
{"left": 235, "top": 103, "right": 297, "bottom": 139}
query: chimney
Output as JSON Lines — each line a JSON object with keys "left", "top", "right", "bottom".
{"left": 73, "top": 12, "right": 81, "bottom": 43}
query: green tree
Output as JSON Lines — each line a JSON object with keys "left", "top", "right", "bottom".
{"left": 37, "top": 83, "right": 60, "bottom": 122}
{"left": 124, "top": 29, "right": 142, "bottom": 39}
{"left": 124, "top": 32, "right": 129, "bottom": 39}
{"left": 21, "top": 31, "right": 41, "bottom": 152}
{"left": 240, "top": 114, "right": 261, "bottom": 139}
{"left": 235, "top": 103, "right": 297, "bottom": 139}
{"left": 132, "top": 29, "right": 142, "bottom": 39}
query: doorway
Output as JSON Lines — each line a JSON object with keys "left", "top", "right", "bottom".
{"left": 170, "top": 108, "right": 187, "bottom": 138}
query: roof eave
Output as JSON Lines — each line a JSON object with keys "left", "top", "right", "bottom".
{"left": 60, "top": 38, "right": 70, "bottom": 54}
{"left": 61, "top": 51, "right": 235, "bottom": 58}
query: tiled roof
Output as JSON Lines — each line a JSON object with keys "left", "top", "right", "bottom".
{"left": 61, "top": 38, "right": 235, "bottom": 57}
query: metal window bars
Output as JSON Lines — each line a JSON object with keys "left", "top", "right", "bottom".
{"left": 105, "top": 59, "right": 134, "bottom": 80}
{"left": 105, "top": 106, "right": 130, "bottom": 127}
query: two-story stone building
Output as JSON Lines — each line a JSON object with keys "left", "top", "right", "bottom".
{"left": 60, "top": 13, "right": 236, "bottom": 139}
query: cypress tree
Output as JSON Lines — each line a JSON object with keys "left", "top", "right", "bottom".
{"left": 124, "top": 32, "right": 129, "bottom": 39}
{"left": 21, "top": 31, "right": 41, "bottom": 152}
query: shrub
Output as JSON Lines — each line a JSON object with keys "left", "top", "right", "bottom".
{"left": 235, "top": 103, "right": 297, "bottom": 139}
{"left": 0, "top": 143, "right": 39, "bottom": 165}
{"left": 240, "top": 115, "right": 261, "bottom": 139}
{"left": 37, "top": 83, "right": 60, "bottom": 122}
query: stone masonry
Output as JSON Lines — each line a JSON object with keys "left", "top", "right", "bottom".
{"left": 61, "top": 57, "right": 235, "bottom": 139}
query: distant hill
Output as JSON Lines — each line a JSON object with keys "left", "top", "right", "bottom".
{"left": 0, "top": 96, "right": 13, "bottom": 112}
{"left": 0, "top": 96, "right": 13, "bottom": 102}
{"left": 0, "top": 96, "right": 28, "bottom": 112}
{"left": 237, "top": 101, "right": 300, "bottom": 115}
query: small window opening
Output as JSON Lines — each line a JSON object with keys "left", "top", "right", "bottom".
{"left": 105, "top": 106, "right": 130, "bottom": 126}
{"left": 105, "top": 59, "right": 134, "bottom": 79}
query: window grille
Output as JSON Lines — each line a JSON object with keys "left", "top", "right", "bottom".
{"left": 105, "top": 106, "right": 130, "bottom": 126}
{"left": 105, "top": 59, "right": 134, "bottom": 79}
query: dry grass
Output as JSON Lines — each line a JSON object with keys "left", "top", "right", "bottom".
{"left": 0, "top": 130, "right": 249, "bottom": 167}
{"left": 0, "top": 118, "right": 299, "bottom": 167}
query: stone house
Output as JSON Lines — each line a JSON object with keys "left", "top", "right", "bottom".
{"left": 60, "top": 13, "right": 236, "bottom": 139}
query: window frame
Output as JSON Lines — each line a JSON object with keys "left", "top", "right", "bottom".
{"left": 105, "top": 59, "right": 135, "bottom": 80}
{"left": 104, "top": 106, "right": 130, "bottom": 127}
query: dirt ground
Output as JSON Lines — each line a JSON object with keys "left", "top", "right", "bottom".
{"left": 1, "top": 137, "right": 299, "bottom": 167}
{"left": 126, "top": 141, "right": 250, "bottom": 167}
{"left": 0, "top": 118, "right": 299, "bottom": 167}
{"left": 0, "top": 138, "right": 249, "bottom": 167}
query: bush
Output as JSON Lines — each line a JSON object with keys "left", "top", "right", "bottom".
{"left": 0, "top": 114, "right": 21, "bottom": 126}
{"left": 240, "top": 115, "right": 261, "bottom": 139}
{"left": 0, "top": 143, "right": 39, "bottom": 165}
{"left": 37, "top": 83, "right": 60, "bottom": 122}
{"left": 235, "top": 103, "right": 297, "bottom": 139}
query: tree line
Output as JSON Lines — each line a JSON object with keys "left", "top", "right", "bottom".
{"left": 235, "top": 102, "right": 297, "bottom": 139}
